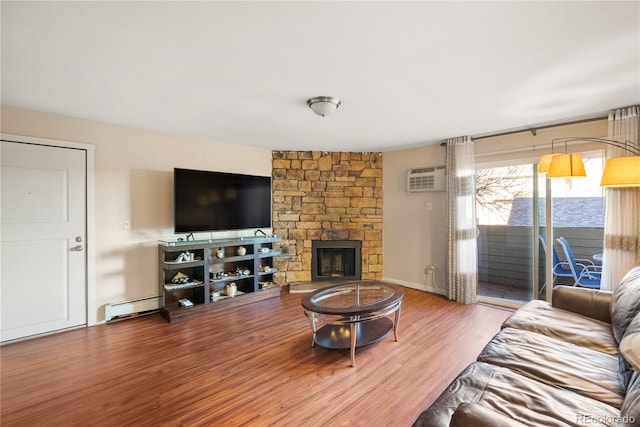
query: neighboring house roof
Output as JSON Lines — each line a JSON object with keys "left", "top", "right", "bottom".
{"left": 508, "top": 197, "right": 605, "bottom": 227}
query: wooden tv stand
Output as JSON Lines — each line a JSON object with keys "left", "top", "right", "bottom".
{"left": 158, "top": 236, "right": 282, "bottom": 322}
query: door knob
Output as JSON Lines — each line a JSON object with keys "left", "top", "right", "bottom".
{"left": 73, "top": 245, "right": 84, "bottom": 251}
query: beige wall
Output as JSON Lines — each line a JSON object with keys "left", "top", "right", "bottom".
{"left": 1, "top": 106, "right": 272, "bottom": 324}
{"left": 383, "top": 144, "right": 448, "bottom": 294}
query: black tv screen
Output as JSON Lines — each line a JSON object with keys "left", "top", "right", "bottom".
{"left": 174, "top": 168, "right": 272, "bottom": 233}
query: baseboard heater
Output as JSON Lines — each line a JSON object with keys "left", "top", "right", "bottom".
{"left": 105, "top": 296, "right": 161, "bottom": 322}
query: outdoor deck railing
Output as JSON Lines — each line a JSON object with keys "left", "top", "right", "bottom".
{"left": 477, "top": 225, "right": 604, "bottom": 291}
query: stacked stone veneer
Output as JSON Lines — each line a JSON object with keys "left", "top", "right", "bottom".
{"left": 272, "top": 151, "right": 383, "bottom": 284}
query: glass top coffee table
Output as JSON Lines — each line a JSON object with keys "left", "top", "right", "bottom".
{"left": 301, "top": 281, "right": 404, "bottom": 367}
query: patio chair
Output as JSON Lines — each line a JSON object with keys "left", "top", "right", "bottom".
{"left": 556, "top": 236, "right": 602, "bottom": 289}
{"left": 538, "top": 234, "right": 574, "bottom": 293}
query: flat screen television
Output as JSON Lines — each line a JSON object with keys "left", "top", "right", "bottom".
{"left": 174, "top": 168, "right": 272, "bottom": 233}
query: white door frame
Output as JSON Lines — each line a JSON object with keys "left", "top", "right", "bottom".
{"left": 1, "top": 133, "right": 96, "bottom": 326}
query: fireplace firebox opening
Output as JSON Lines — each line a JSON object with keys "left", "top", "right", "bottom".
{"left": 311, "top": 240, "right": 362, "bottom": 281}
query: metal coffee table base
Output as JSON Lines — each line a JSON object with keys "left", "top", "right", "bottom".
{"left": 311, "top": 316, "right": 399, "bottom": 367}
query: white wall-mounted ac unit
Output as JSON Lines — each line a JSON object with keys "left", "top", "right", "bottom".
{"left": 407, "top": 165, "right": 446, "bottom": 192}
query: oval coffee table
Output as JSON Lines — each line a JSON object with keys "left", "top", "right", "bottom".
{"left": 301, "top": 281, "right": 404, "bottom": 367}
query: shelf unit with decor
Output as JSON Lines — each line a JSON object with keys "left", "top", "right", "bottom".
{"left": 158, "top": 236, "right": 282, "bottom": 322}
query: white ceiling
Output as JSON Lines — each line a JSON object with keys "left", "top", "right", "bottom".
{"left": 2, "top": 1, "right": 639, "bottom": 152}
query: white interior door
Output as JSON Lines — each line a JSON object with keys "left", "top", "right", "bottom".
{"left": 1, "top": 141, "right": 87, "bottom": 342}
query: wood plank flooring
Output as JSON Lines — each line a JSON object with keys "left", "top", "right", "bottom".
{"left": 1, "top": 287, "right": 512, "bottom": 427}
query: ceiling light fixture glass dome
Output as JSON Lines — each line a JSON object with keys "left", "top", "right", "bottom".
{"left": 307, "top": 96, "right": 341, "bottom": 117}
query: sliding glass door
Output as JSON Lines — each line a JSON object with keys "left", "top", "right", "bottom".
{"left": 476, "top": 163, "right": 543, "bottom": 305}
{"left": 475, "top": 150, "right": 605, "bottom": 306}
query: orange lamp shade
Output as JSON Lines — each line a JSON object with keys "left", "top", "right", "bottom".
{"left": 538, "top": 153, "right": 560, "bottom": 173}
{"left": 600, "top": 156, "right": 640, "bottom": 187}
{"left": 547, "top": 153, "right": 586, "bottom": 178}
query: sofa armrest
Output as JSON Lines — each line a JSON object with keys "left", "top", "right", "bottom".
{"left": 552, "top": 286, "right": 612, "bottom": 323}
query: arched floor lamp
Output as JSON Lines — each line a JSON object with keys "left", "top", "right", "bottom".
{"left": 538, "top": 138, "right": 640, "bottom": 187}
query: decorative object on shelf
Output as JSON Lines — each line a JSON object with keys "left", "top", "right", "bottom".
{"left": 258, "top": 247, "right": 270, "bottom": 253}
{"left": 225, "top": 282, "right": 237, "bottom": 297}
{"left": 235, "top": 266, "right": 251, "bottom": 276}
{"left": 237, "top": 246, "right": 247, "bottom": 256}
{"left": 171, "top": 272, "right": 190, "bottom": 284}
{"left": 212, "top": 271, "right": 224, "bottom": 280}
{"left": 216, "top": 247, "right": 224, "bottom": 258}
{"left": 259, "top": 281, "right": 276, "bottom": 289}
{"left": 178, "top": 298, "right": 193, "bottom": 307}
{"left": 306, "top": 96, "right": 341, "bottom": 117}
{"left": 210, "top": 291, "right": 220, "bottom": 302}
{"left": 164, "top": 279, "right": 203, "bottom": 291}
{"left": 538, "top": 138, "right": 640, "bottom": 187}
{"left": 259, "top": 265, "right": 271, "bottom": 273}
{"left": 174, "top": 251, "right": 195, "bottom": 262}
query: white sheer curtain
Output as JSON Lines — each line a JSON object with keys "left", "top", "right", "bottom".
{"left": 445, "top": 136, "right": 477, "bottom": 304}
{"left": 602, "top": 106, "right": 640, "bottom": 290}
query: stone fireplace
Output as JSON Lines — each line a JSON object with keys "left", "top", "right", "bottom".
{"left": 271, "top": 151, "right": 383, "bottom": 284}
{"left": 311, "top": 240, "right": 362, "bottom": 281}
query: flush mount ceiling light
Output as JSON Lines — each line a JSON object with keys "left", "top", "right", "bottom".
{"left": 306, "top": 96, "right": 341, "bottom": 117}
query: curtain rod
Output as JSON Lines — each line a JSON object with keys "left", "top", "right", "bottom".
{"left": 470, "top": 115, "right": 607, "bottom": 142}
{"left": 473, "top": 140, "right": 606, "bottom": 158}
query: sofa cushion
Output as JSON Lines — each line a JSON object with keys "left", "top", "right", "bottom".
{"left": 478, "top": 327, "right": 624, "bottom": 408}
{"left": 502, "top": 299, "right": 618, "bottom": 355}
{"left": 611, "top": 265, "right": 640, "bottom": 343}
{"left": 411, "top": 362, "right": 620, "bottom": 427}
{"left": 620, "top": 312, "right": 640, "bottom": 390}
{"left": 449, "top": 402, "right": 527, "bottom": 427}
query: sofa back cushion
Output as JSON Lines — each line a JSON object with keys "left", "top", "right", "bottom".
{"left": 611, "top": 266, "right": 640, "bottom": 343}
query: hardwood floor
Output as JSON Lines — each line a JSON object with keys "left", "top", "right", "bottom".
{"left": 1, "top": 287, "right": 512, "bottom": 427}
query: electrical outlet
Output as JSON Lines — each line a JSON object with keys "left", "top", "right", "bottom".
{"left": 123, "top": 221, "right": 131, "bottom": 230}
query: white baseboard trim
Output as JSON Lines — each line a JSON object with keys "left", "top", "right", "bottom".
{"left": 382, "top": 277, "right": 446, "bottom": 297}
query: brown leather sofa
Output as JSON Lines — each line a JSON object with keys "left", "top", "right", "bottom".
{"left": 413, "top": 266, "right": 640, "bottom": 427}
